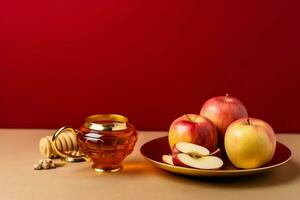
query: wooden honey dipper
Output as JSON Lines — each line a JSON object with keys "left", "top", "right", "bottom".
{"left": 39, "top": 130, "right": 79, "bottom": 158}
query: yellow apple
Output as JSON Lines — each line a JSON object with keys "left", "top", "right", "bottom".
{"left": 224, "top": 118, "right": 276, "bottom": 169}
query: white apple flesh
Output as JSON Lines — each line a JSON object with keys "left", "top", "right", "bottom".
{"left": 173, "top": 153, "right": 223, "bottom": 169}
{"left": 172, "top": 142, "right": 210, "bottom": 157}
{"left": 162, "top": 155, "right": 174, "bottom": 165}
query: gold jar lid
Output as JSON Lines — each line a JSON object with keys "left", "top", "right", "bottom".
{"left": 84, "top": 114, "right": 128, "bottom": 131}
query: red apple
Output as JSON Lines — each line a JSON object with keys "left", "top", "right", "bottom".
{"left": 225, "top": 118, "right": 276, "bottom": 169}
{"left": 172, "top": 153, "right": 223, "bottom": 169}
{"left": 168, "top": 114, "right": 218, "bottom": 152}
{"left": 200, "top": 94, "right": 248, "bottom": 145}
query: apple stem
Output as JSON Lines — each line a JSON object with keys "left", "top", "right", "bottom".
{"left": 210, "top": 148, "right": 220, "bottom": 156}
{"left": 225, "top": 93, "right": 229, "bottom": 100}
{"left": 247, "top": 118, "right": 251, "bottom": 125}
{"left": 186, "top": 114, "right": 192, "bottom": 122}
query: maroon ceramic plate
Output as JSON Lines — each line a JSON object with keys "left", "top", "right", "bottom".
{"left": 140, "top": 136, "right": 292, "bottom": 177}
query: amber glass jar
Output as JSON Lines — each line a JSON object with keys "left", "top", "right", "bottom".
{"left": 52, "top": 114, "right": 137, "bottom": 172}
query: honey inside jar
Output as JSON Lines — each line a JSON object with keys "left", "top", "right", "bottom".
{"left": 77, "top": 114, "right": 137, "bottom": 172}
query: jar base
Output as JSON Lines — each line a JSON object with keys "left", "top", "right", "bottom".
{"left": 63, "top": 157, "right": 86, "bottom": 163}
{"left": 93, "top": 166, "right": 123, "bottom": 172}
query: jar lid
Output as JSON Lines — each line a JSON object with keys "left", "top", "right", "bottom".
{"left": 84, "top": 114, "right": 128, "bottom": 131}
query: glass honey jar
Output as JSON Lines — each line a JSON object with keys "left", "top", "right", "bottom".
{"left": 52, "top": 114, "right": 138, "bottom": 172}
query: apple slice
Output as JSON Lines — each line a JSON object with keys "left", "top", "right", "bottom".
{"left": 172, "top": 142, "right": 210, "bottom": 157}
{"left": 173, "top": 153, "right": 223, "bottom": 169}
{"left": 162, "top": 155, "right": 174, "bottom": 165}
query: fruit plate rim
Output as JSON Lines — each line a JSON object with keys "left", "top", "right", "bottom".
{"left": 140, "top": 136, "right": 292, "bottom": 177}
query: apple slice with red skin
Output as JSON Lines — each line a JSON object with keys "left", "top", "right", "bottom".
{"left": 162, "top": 155, "right": 174, "bottom": 165}
{"left": 172, "top": 142, "right": 220, "bottom": 158}
{"left": 173, "top": 153, "right": 223, "bottom": 169}
{"left": 172, "top": 142, "right": 210, "bottom": 156}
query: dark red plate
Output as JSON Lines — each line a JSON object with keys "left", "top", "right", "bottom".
{"left": 140, "top": 136, "right": 292, "bottom": 177}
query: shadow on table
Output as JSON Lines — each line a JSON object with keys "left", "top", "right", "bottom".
{"left": 152, "top": 160, "right": 300, "bottom": 188}
{"left": 73, "top": 159, "right": 154, "bottom": 176}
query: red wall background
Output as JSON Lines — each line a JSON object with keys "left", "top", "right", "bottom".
{"left": 1, "top": 0, "right": 299, "bottom": 132}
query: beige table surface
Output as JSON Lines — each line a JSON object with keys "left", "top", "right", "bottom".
{"left": 0, "top": 129, "right": 299, "bottom": 200}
